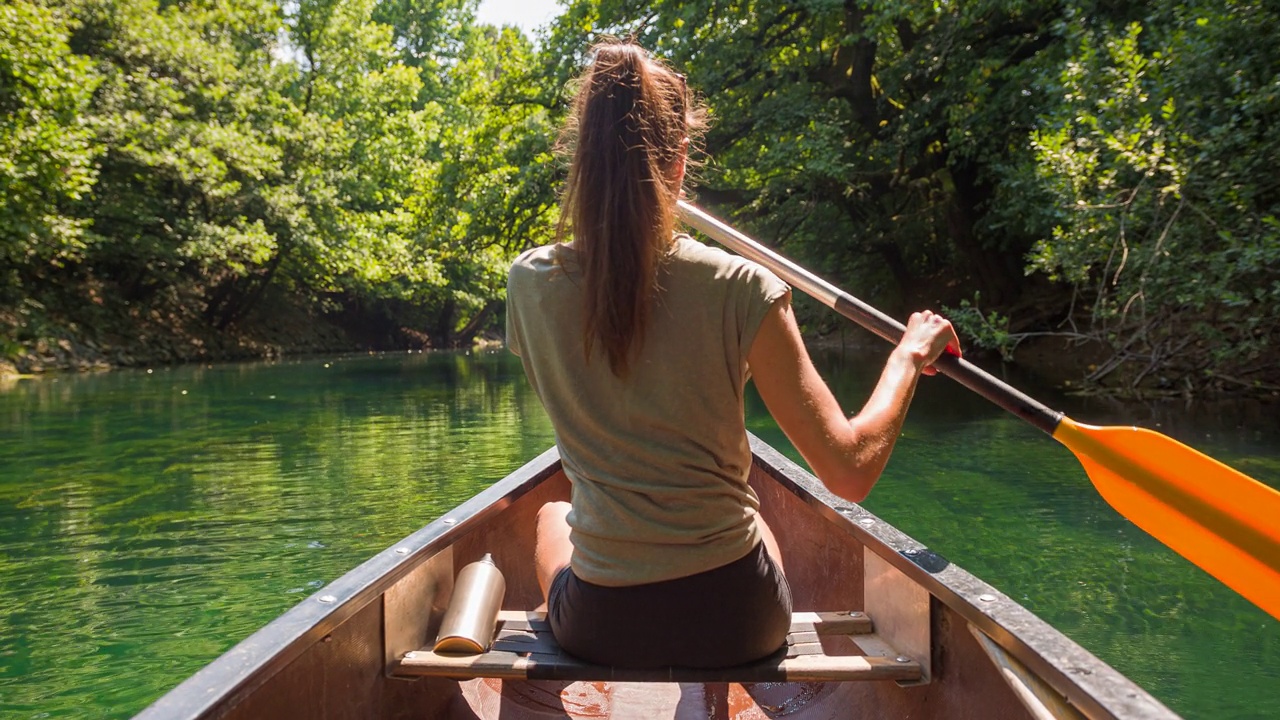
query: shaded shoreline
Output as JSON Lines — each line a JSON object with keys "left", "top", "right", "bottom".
{"left": 7, "top": 318, "right": 1277, "bottom": 407}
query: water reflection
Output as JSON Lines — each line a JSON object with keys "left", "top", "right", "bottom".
{"left": 0, "top": 348, "right": 1276, "bottom": 719}
{"left": 0, "top": 352, "right": 556, "bottom": 718}
{"left": 796, "top": 346, "right": 1280, "bottom": 720}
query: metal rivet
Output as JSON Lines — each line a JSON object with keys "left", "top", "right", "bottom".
{"left": 849, "top": 611, "right": 863, "bottom": 618}
{"left": 318, "top": 594, "right": 337, "bottom": 604}
{"left": 979, "top": 593, "right": 996, "bottom": 602}
{"left": 895, "top": 656, "right": 911, "bottom": 663}
{"left": 858, "top": 518, "right": 875, "bottom": 526}
{"left": 443, "top": 518, "right": 457, "bottom": 525}
{"left": 394, "top": 547, "right": 409, "bottom": 555}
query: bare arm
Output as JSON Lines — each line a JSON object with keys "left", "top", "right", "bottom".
{"left": 748, "top": 301, "right": 960, "bottom": 502}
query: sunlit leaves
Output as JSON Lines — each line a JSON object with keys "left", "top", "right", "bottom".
{"left": 6, "top": 0, "right": 1277, "bottom": 387}
{"left": 0, "top": 0, "right": 101, "bottom": 271}
{"left": 1, "top": 0, "right": 563, "bottom": 348}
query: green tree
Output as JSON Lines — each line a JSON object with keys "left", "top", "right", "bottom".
{"left": 1026, "top": 2, "right": 1280, "bottom": 392}
{"left": 406, "top": 23, "right": 560, "bottom": 345}
{"left": 0, "top": 0, "right": 101, "bottom": 291}
{"left": 62, "top": 0, "right": 293, "bottom": 309}
{"left": 541, "top": 0, "right": 1073, "bottom": 311}
{"left": 541, "top": 0, "right": 1280, "bottom": 394}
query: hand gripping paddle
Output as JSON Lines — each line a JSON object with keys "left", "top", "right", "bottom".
{"left": 679, "top": 201, "right": 1280, "bottom": 620}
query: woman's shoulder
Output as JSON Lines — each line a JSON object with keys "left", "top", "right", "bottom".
{"left": 509, "top": 243, "right": 572, "bottom": 282}
{"left": 670, "top": 234, "right": 782, "bottom": 286}
{"left": 672, "top": 234, "right": 738, "bottom": 270}
{"left": 511, "top": 243, "right": 559, "bottom": 268}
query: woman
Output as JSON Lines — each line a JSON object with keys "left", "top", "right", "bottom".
{"left": 505, "top": 40, "right": 960, "bottom": 669}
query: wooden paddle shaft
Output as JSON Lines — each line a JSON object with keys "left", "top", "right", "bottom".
{"left": 678, "top": 201, "right": 1065, "bottom": 436}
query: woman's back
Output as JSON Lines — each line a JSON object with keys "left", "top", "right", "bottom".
{"left": 507, "top": 235, "right": 788, "bottom": 586}
{"left": 516, "top": 38, "right": 957, "bottom": 670}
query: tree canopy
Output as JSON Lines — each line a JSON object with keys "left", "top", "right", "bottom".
{"left": 2, "top": 0, "right": 1277, "bottom": 396}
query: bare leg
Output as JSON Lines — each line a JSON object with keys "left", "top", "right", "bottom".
{"left": 757, "top": 515, "right": 785, "bottom": 575}
{"left": 535, "top": 501, "right": 573, "bottom": 607}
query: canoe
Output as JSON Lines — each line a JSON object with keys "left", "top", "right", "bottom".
{"left": 135, "top": 437, "right": 1181, "bottom": 719}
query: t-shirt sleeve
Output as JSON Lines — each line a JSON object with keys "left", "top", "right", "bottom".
{"left": 736, "top": 262, "right": 791, "bottom": 360}
{"left": 505, "top": 265, "right": 523, "bottom": 357}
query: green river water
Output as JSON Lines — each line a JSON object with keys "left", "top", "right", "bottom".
{"left": 1, "top": 349, "right": 1277, "bottom": 718}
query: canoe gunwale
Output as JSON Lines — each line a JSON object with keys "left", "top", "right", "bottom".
{"left": 136, "top": 437, "right": 1179, "bottom": 720}
{"left": 133, "top": 446, "right": 562, "bottom": 720}
{"left": 746, "top": 436, "right": 1178, "bottom": 720}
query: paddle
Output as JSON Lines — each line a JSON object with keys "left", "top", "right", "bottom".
{"left": 678, "top": 200, "right": 1280, "bottom": 621}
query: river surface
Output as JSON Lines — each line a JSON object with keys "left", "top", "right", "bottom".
{"left": 1, "top": 349, "right": 1277, "bottom": 719}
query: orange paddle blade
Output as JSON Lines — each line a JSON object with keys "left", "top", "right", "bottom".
{"left": 1053, "top": 417, "right": 1280, "bottom": 619}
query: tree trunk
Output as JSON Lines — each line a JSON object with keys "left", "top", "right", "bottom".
{"left": 452, "top": 300, "right": 500, "bottom": 347}
{"left": 430, "top": 296, "right": 457, "bottom": 347}
{"left": 215, "top": 247, "right": 287, "bottom": 330}
{"left": 870, "top": 241, "right": 912, "bottom": 291}
{"left": 943, "top": 165, "right": 1019, "bottom": 304}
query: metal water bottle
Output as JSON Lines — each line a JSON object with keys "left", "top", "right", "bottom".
{"left": 433, "top": 553, "right": 506, "bottom": 654}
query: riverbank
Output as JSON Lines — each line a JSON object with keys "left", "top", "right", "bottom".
{"left": 0, "top": 285, "right": 432, "bottom": 381}
{"left": 4, "top": 289, "right": 1277, "bottom": 404}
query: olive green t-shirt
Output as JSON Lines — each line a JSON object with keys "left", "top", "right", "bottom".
{"left": 506, "top": 235, "right": 790, "bottom": 586}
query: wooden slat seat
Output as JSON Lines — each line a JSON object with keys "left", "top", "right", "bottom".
{"left": 392, "top": 610, "right": 923, "bottom": 683}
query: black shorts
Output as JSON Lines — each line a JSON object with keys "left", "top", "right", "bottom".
{"left": 547, "top": 541, "right": 793, "bottom": 669}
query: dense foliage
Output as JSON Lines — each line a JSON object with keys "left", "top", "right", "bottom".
{"left": 538, "top": 0, "right": 1280, "bottom": 396}
{"left": 3, "top": 0, "right": 1277, "bottom": 396}
{"left": 1, "top": 0, "right": 556, "bottom": 358}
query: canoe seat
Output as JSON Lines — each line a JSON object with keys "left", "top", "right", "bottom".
{"left": 392, "top": 610, "right": 924, "bottom": 683}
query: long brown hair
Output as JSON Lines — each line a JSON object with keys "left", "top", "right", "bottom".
{"left": 558, "top": 40, "right": 706, "bottom": 377}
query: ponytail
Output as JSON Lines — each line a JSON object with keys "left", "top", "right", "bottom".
{"left": 558, "top": 41, "right": 705, "bottom": 377}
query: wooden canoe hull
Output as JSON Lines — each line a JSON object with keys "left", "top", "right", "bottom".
{"left": 135, "top": 438, "right": 1181, "bottom": 719}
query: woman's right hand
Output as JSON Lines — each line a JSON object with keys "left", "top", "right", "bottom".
{"left": 895, "top": 310, "right": 962, "bottom": 376}
{"left": 749, "top": 301, "right": 963, "bottom": 501}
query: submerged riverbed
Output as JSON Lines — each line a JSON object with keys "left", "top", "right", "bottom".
{"left": 1, "top": 350, "right": 1277, "bottom": 718}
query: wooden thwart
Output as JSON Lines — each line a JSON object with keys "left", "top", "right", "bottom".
{"left": 392, "top": 610, "right": 923, "bottom": 683}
